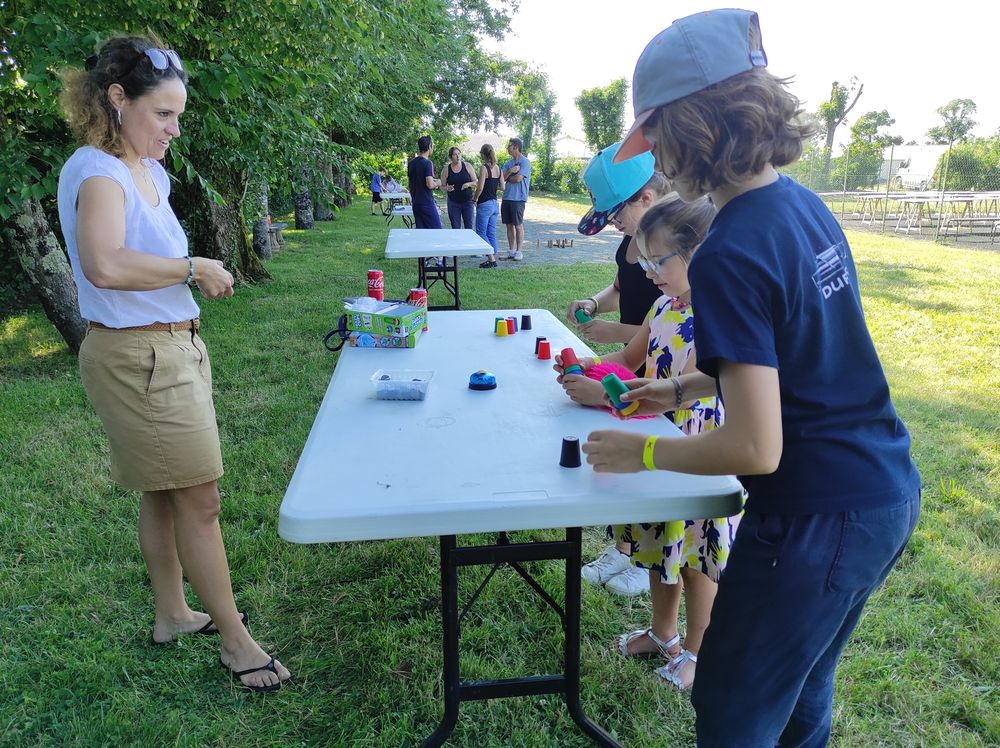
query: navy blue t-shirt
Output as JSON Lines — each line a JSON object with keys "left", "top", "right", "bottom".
{"left": 407, "top": 156, "right": 436, "bottom": 209}
{"left": 688, "top": 175, "right": 920, "bottom": 515}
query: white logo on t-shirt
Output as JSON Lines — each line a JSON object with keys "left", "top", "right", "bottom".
{"left": 812, "top": 242, "right": 850, "bottom": 299}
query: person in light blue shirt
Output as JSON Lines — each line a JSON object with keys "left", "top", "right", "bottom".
{"left": 500, "top": 137, "right": 531, "bottom": 261}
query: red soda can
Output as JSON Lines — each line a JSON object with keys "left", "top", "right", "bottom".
{"left": 367, "top": 269, "right": 384, "bottom": 301}
{"left": 408, "top": 287, "right": 428, "bottom": 331}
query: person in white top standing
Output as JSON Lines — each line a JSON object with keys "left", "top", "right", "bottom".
{"left": 56, "top": 35, "right": 292, "bottom": 693}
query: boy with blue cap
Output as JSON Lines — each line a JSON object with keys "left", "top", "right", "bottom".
{"left": 583, "top": 9, "right": 920, "bottom": 746}
{"left": 569, "top": 142, "right": 670, "bottom": 597}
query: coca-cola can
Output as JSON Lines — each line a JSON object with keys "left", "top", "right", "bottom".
{"left": 408, "top": 287, "right": 428, "bottom": 331}
{"left": 367, "top": 269, "right": 384, "bottom": 301}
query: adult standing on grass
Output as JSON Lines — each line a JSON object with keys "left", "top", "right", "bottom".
{"left": 500, "top": 137, "right": 531, "bottom": 261}
{"left": 474, "top": 143, "right": 504, "bottom": 267}
{"left": 566, "top": 141, "right": 671, "bottom": 596}
{"left": 370, "top": 167, "right": 386, "bottom": 215}
{"left": 442, "top": 146, "right": 477, "bottom": 230}
{"left": 408, "top": 135, "right": 444, "bottom": 265}
{"left": 584, "top": 10, "right": 920, "bottom": 745}
{"left": 407, "top": 135, "right": 442, "bottom": 230}
{"left": 56, "top": 35, "right": 292, "bottom": 693}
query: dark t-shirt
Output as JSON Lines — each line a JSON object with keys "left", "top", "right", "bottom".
{"left": 407, "top": 156, "right": 436, "bottom": 208}
{"left": 615, "top": 235, "right": 663, "bottom": 326}
{"left": 688, "top": 175, "right": 920, "bottom": 515}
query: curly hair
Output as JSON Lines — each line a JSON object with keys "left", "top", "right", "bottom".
{"left": 648, "top": 68, "right": 815, "bottom": 194}
{"left": 636, "top": 193, "right": 716, "bottom": 265}
{"left": 59, "top": 34, "right": 188, "bottom": 157}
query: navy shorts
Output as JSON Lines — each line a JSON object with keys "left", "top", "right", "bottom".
{"left": 501, "top": 200, "right": 525, "bottom": 225}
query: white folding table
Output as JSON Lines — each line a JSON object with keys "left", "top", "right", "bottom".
{"left": 279, "top": 309, "right": 743, "bottom": 747}
{"left": 385, "top": 229, "right": 492, "bottom": 311}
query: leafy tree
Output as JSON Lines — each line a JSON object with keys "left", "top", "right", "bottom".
{"left": 575, "top": 78, "right": 627, "bottom": 153}
{"left": 927, "top": 99, "right": 977, "bottom": 145}
{"left": 532, "top": 89, "right": 561, "bottom": 192}
{"left": 941, "top": 135, "right": 1000, "bottom": 190}
{"left": 0, "top": 0, "right": 517, "bottom": 349}
{"left": 509, "top": 68, "right": 550, "bottom": 153}
{"left": 836, "top": 110, "right": 902, "bottom": 190}
{"left": 817, "top": 78, "right": 863, "bottom": 186}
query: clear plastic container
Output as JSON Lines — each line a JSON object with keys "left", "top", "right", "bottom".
{"left": 370, "top": 369, "right": 434, "bottom": 401}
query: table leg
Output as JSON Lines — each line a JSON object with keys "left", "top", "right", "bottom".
{"left": 420, "top": 530, "right": 622, "bottom": 747}
{"left": 563, "top": 527, "right": 622, "bottom": 747}
{"left": 421, "top": 535, "right": 461, "bottom": 748}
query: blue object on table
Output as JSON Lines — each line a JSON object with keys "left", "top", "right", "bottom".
{"left": 469, "top": 370, "right": 497, "bottom": 391}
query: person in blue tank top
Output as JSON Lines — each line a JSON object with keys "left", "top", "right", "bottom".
{"left": 582, "top": 9, "right": 920, "bottom": 747}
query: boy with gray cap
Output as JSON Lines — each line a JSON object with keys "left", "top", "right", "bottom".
{"left": 583, "top": 9, "right": 920, "bottom": 746}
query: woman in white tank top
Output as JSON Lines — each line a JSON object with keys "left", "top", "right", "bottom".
{"left": 56, "top": 35, "right": 291, "bottom": 692}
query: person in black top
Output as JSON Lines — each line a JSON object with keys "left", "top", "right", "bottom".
{"left": 442, "top": 146, "right": 477, "bottom": 230}
{"left": 407, "top": 135, "right": 442, "bottom": 230}
{"left": 474, "top": 143, "right": 504, "bottom": 267}
{"left": 567, "top": 141, "right": 672, "bottom": 597}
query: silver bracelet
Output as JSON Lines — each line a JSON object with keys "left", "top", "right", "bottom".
{"left": 184, "top": 256, "right": 195, "bottom": 287}
{"left": 670, "top": 377, "right": 683, "bottom": 408}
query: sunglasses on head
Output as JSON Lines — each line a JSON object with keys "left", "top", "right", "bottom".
{"left": 122, "top": 48, "right": 184, "bottom": 77}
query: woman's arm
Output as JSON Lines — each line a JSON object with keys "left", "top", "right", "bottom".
{"left": 583, "top": 361, "right": 783, "bottom": 475}
{"left": 566, "top": 282, "right": 620, "bottom": 322}
{"left": 474, "top": 165, "right": 487, "bottom": 202}
{"left": 76, "top": 176, "right": 234, "bottom": 298}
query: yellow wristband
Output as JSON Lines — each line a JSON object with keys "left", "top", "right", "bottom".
{"left": 642, "top": 435, "right": 659, "bottom": 471}
{"left": 590, "top": 356, "right": 601, "bottom": 365}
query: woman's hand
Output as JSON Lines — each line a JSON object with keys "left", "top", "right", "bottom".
{"left": 192, "top": 257, "right": 235, "bottom": 299}
{"left": 578, "top": 319, "right": 623, "bottom": 344}
{"left": 445, "top": 183, "right": 455, "bottom": 192}
{"left": 561, "top": 374, "right": 608, "bottom": 407}
{"left": 583, "top": 430, "right": 647, "bottom": 473}
{"left": 566, "top": 298, "right": 596, "bottom": 323}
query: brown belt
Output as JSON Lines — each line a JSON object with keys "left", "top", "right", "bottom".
{"left": 88, "top": 319, "right": 201, "bottom": 332}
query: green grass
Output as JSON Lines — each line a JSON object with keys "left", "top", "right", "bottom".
{"left": 1, "top": 199, "right": 998, "bottom": 747}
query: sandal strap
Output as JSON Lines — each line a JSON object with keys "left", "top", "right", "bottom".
{"left": 230, "top": 655, "right": 277, "bottom": 679}
{"left": 618, "top": 628, "right": 681, "bottom": 658}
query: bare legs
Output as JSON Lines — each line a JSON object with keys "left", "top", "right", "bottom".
{"left": 141, "top": 483, "right": 291, "bottom": 689}
{"left": 615, "top": 565, "right": 718, "bottom": 689}
{"left": 505, "top": 222, "right": 516, "bottom": 257}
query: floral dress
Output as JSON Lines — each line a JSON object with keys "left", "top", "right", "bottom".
{"left": 613, "top": 296, "right": 743, "bottom": 584}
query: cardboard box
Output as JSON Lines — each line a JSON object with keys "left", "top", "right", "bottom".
{"left": 348, "top": 328, "right": 424, "bottom": 348}
{"left": 343, "top": 298, "right": 426, "bottom": 337}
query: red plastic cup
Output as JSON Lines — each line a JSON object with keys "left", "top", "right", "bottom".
{"left": 367, "top": 269, "right": 384, "bottom": 301}
{"left": 537, "top": 340, "right": 552, "bottom": 360}
{"left": 505, "top": 318, "right": 515, "bottom": 335}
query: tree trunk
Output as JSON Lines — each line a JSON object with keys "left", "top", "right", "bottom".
{"left": 1, "top": 197, "right": 87, "bottom": 353}
{"left": 251, "top": 180, "right": 271, "bottom": 260}
{"left": 172, "top": 175, "right": 270, "bottom": 282}
{"left": 333, "top": 163, "right": 353, "bottom": 208}
{"left": 314, "top": 163, "right": 335, "bottom": 221}
{"left": 294, "top": 188, "right": 314, "bottom": 229}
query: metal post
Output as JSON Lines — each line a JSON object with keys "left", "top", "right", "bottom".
{"left": 840, "top": 145, "right": 851, "bottom": 223}
{"left": 934, "top": 141, "right": 953, "bottom": 242}
{"left": 881, "top": 144, "right": 893, "bottom": 234}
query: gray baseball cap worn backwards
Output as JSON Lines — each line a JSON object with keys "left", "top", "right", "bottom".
{"left": 615, "top": 8, "right": 768, "bottom": 163}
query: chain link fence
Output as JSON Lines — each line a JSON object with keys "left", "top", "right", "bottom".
{"left": 782, "top": 142, "right": 1000, "bottom": 247}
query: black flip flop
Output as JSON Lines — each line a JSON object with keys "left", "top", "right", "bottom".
{"left": 220, "top": 655, "right": 289, "bottom": 694}
{"left": 196, "top": 611, "right": 249, "bottom": 636}
{"left": 150, "top": 611, "right": 248, "bottom": 646}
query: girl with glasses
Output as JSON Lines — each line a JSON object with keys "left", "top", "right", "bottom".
{"left": 557, "top": 194, "right": 742, "bottom": 691}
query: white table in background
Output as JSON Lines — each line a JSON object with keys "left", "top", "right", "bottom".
{"left": 385, "top": 228, "right": 492, "bottom": 310}
{"left": 279, "top": 309, "right": 743, "bottom": 747}
{"left": 380, "top": 190, "right": 411, "bottom": 215}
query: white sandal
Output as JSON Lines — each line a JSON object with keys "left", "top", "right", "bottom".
{"left": 655, "top": 648, "right": 698, "bottom": 690}
{"left": 615, "top": 628, "right": 681, "bottom": 660}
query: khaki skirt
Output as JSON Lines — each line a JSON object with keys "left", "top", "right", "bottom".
{"left": 79, "top": 327, "right": 224, "bottom": 491}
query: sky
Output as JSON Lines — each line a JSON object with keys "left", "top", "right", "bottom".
{"left": 483, "top": 0, "right": 1000, "bottom": 151}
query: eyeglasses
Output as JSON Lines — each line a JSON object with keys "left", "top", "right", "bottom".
{"left": 636, "top": 251, "right": 679, "bottom": 273}
{"left": 123, "top": 48, "right": 184, "bottom": 78}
